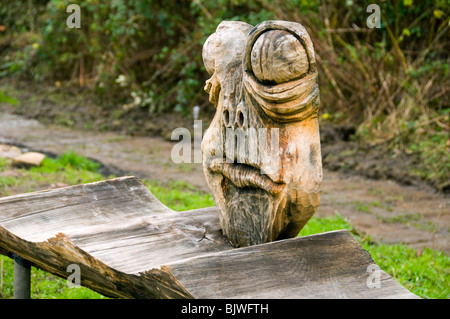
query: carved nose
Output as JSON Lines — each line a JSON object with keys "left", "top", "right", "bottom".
{"left": 234, "top": 110, "right": 244, "bottom": 129}
{"left": 233, "top": 102, "right": 247, "bottom": 130}
{"left": 222, "top": 108, "right": 232, "bottom": 127}
{"left": 222, "top": 103, "right": 247, "bottom": 130}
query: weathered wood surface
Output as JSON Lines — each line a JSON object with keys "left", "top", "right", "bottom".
{"left": 202, "top": 20, "right": 322, "bottom": 247}
{"left": 0, "top": 176, "right": 230, "bottom": 272}
{"left": 0, "top": 176, "right": 229, "bottom": 298}
{"left": 167, "top": 230, "right": 417, "bottom": 299}
{"left": 0, "top": 177, "right": 417, "bottom": 298}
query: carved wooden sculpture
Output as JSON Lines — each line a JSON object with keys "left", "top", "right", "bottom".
{"left": 202, "top": 20, "right": 323, "bottom": 247}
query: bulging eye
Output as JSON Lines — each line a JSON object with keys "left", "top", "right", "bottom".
{"left": 250, "top": 30, "right": 309, "bottom": 84}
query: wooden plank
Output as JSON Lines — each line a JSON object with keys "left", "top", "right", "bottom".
{"left": 166, "top": 230, "right": 418, "bottom": 299}
{"left": 0, "top": 176, "right": 232, "bottom": 273}
{"left": 0, "top": 176, "right": 232, "bottom": 298}
{"left": 0, "top": 177, "right": 417, "bottom": 299}
{"left": 0, "top": 227, "right": 194, "bottom": 298}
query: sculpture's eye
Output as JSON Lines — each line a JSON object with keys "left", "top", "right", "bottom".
{"left": 250, "top": 30, "right": 309, "bottom": 84}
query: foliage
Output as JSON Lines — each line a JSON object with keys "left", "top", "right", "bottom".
{"left": 0, "top": 90, "right": 18, "bottom": 105}
{"left": 0, "top": 0, "right": 49, "bottom": 33}
{"left": 143, "top": 179, "right": 215, "bottom": 211}
{"left": 1, "top": 0, "right": 276, "bottom": 112}
{"left": 0, "top": 0, "right": 448, "bottom": 186}
{"left": 290, "top": 0, "right": 450, "bottom": 190}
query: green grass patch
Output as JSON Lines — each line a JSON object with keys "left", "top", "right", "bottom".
{"left": 382, "top": 213, "right": 422, "bottom": 224}
{"left": 352, "top": 200, "right": 395, "bottom": 214}
{"left": 362, "top": 243, "right": 449, "bottom": 299}
{"left": 0, "top": 157, "right": 7, "bottom": 169}
{"left": 0, "top": 90, "right": 18, "bottom": 105}
{"left": 356, "top": 204, "right": 372, "bottom": 213}
{"left": 1, "top": 151, "right": 104, "bottom": 197}
{"left": 299, "top": 212, "right": 353, "bottom": 235}
{"left": 0, "top": 256, "right": 107, "bottom": 299}
{"left": 143, "top": 179, "right": 215, "bottom": 211}
{"left": 369, "top": 200, "right": 393, "bottom": 212}
{"left": 35, "top": 151, "right": 100, "bottom": 173}
{"left": 379, "top": 213, "right": 438, "bottom": 232}
{"left": 0, "top": 176, "right": 18, "bottom": 188}
{"left": 26, "top": 151, "right": 103, "bottom": 186}
{"left": 5, "top": 151, "right": 104, "bottom": 193}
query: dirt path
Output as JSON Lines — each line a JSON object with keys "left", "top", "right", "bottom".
{"left": 1, "top": 112, "right": 448, "bottom": 254}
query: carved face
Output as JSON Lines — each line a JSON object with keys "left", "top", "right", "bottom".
{"left": 202, "top": 21, "right": 322, "bottom": 247}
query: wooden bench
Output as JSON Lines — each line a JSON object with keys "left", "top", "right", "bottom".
{"left": 0, "top": 176, "right": 417, "bottom": 299}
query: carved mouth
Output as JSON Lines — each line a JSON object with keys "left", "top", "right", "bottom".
{"left": 208, "top": 158, "right": 285, "bottom": 195}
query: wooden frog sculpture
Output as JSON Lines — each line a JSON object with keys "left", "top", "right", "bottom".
{"left": 202, "top": 20, "right": 323, "bottom": 247}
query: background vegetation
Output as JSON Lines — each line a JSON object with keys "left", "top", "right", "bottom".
{"left": 0, "top": 0, "right": 448, "bottom": 191}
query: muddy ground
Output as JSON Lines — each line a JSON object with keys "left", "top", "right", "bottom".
{"left": 0, "top": 111, "right": 448, "bottom": 254}
{"left": 4, "top": 79, "right": 448, "bottom": 192}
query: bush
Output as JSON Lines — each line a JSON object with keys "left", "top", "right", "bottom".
{"left": 0, "top": 0, "right": 448, "bottom": 187}
{"left": 25, "top": 0, "right": 275, "bottom": 113}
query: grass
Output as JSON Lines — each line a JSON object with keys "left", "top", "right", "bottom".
{"left": 0, "top": 151, "right": 449, "bottom": 299}
{"left": 143, "top": 179, "right": 215, "bottom": 211}
{"left": 0, "top": 151, "right": 105, "bottom": 197}
{"left": 362, "top": 243, "right": 449, "bottom": 299}
{"left": 378, "top": 213, "right": 438, "bottom": 233}
{"left": 0, "top": 90, "right": 18, "bottom": 106}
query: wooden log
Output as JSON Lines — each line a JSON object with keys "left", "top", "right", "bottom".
{"left": 202, "top": 20, "right": 322, "bottom": 247}
{"left": 0, "top": 177, "right": 417, "bottom": 299}
{"left": 167, "top": 230, "right": 418, "bottom": 299}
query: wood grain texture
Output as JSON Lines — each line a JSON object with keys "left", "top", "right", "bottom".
{"left": 167, "top": 230, "right": 418, "bottom": 299}
{"left": 202, "top": 20, "right": 322, "bottom": 246}
{"left": 251, "top": 30, "right": 309, "bottom": 84}
{"left": 0, "top": 176, "right": 231, "bottom": 273}
{"left": 0, "top": 176, "right": 230, "bottom": 298}
{"left": 0, "top": 177, "right": 417, "bottom": 298}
